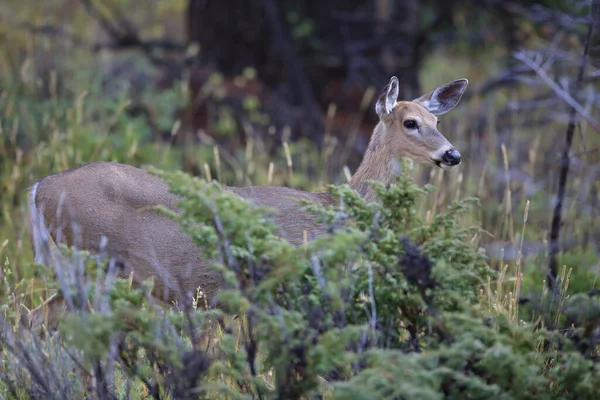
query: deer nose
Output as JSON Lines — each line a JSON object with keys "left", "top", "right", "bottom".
{"left": 442, "top": 149, "right": 461, "bottom": 166}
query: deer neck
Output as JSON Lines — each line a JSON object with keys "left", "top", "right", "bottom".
{"left": 349, "top": 122, "right": 399, "bottom": 202}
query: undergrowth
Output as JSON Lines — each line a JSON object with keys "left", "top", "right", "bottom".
{"left": 0, "top": 166, "right": 598, "bottom": 399}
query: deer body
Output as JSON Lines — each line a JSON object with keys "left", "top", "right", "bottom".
{"left": 28, "top": 77, "right": 468, "bottom": 329}
{"left": 31, "top": 163, "right": 334, "bottom": 301}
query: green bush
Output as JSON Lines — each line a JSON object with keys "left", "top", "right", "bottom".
{"left": 2, "top": 165, "right": 598, "bottom": 399}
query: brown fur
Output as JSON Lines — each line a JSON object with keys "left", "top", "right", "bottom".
{"left": 27, "top": 77, "right": 467, "bottom": 331}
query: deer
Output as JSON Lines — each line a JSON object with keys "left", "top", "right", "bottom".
{"left": 26, "top": 76, "right": 468, "bottom": 331}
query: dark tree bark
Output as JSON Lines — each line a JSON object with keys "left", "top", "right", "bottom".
{"left": 547, "top": 2, "right": 596, "bottom": 290}
{"left": 184, "top": 0, "right": 460, "bottom": 153}
{"left": 187, "top": 0, "right": 278, "bottom": 82}
{"left": 375, "top": 0, "right": 422, "bottom": 99}
{"left": 186, "top": 0, "right": 323, "bottom": 139}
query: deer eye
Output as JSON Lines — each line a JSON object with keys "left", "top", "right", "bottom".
{"left": 403, "top": 119, "right": 417, "bottom": 129}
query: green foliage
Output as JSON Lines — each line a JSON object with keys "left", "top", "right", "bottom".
{"left": 88, "top": 166, "right": 593, "bottom": 399}
{"left": 2, "top": 161, "right": 599, "bottom": 398}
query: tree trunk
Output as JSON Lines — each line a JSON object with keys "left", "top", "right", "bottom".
{"left": 187, "top": 0, "right": 282, "bottom": 84}
{"left": 375, "top": 0, "right": 422, "bottom": 99}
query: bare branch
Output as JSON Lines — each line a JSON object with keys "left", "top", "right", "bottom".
{"left": 78, "top": 0, "right": 187, "bottom": 69}
{"left": 515, "top": 51, "right": 600, "bottom": 133}
{"left": 14, "top": 20, "right": 187, "bottom": 55}
{"left": 489, "top": 0, "right": 600, "bottom": 30}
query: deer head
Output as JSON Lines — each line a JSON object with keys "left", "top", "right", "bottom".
{"left": 374, "top": 76, "right": 468, "bottom": 169}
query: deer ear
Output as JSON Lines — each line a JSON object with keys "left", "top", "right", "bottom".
{"left": 376, "top": 76, "right": 400, "bottom": 118}
{"left": 413, "top": 78, "right": 468, "bottom": 116}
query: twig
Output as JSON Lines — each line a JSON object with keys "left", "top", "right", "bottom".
{"left": 80, "top": 0, "right": 133, "bottom": 43}
{"left": 515, "top": 51, "right": 600, "bottom": 132}
{"left": 546, "top": 4, "right": 596, "bottom": 289}
{"left": 490, "top": 0, "right": 599, "bottom": 30}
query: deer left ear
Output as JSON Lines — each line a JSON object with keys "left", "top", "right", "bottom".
{"left": 414, "top": 79, "right": 468, "bottom": 116}
{"left": 376, "top": 76, "right": 400, "bottom": 118}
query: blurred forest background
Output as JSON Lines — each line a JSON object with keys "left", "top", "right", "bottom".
{"left": 0, "top": 0, "right": 599, "bottom": 397}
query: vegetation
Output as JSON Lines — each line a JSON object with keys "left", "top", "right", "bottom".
{"left": 0, "top": 0, "right": 599, "bottom": 399}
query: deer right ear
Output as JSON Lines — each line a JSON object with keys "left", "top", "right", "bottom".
{"left": 375, "top": 76, "right": 400, "bottom": 118}
{"left": 413, "top": 79, "right": 468, "bottom": 116}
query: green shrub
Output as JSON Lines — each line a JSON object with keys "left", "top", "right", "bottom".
{"left": 1, "top": 165, "right": 598, "bottom": 399}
